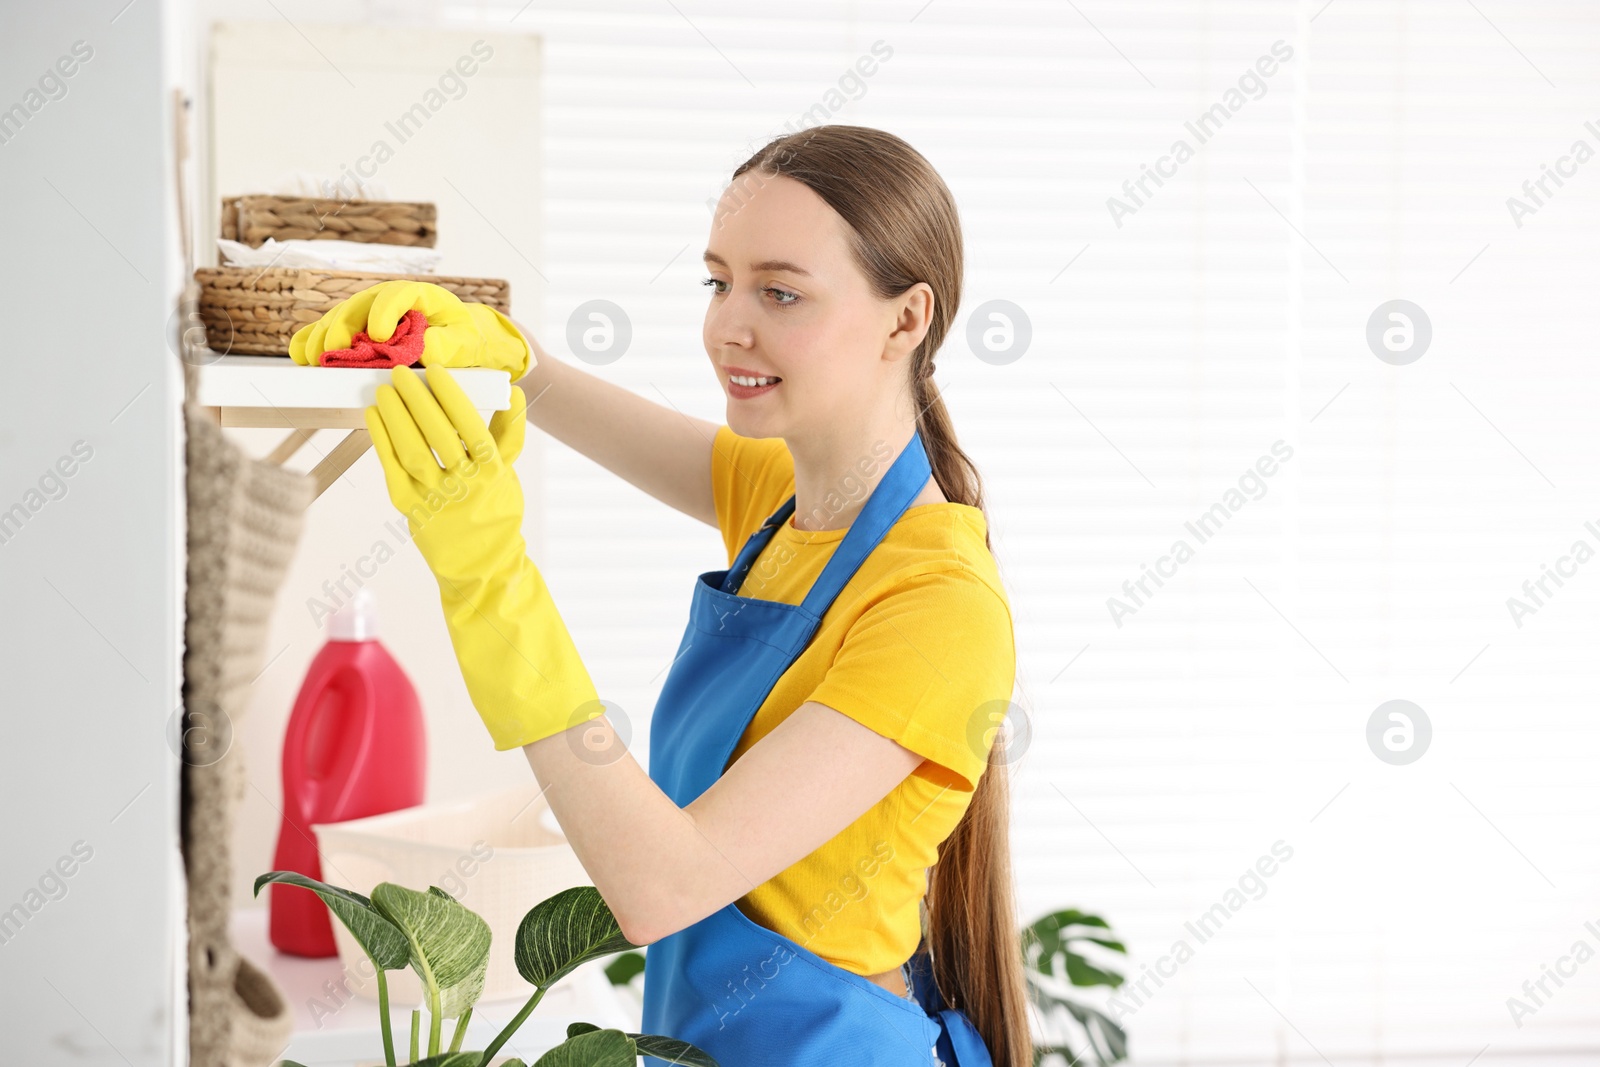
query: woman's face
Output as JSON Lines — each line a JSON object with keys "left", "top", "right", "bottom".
{"left": 702, "top": 173, "right": 918, "bottom": 442}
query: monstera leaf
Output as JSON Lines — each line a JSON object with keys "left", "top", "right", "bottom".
{"left": 370, "top": 882, "right": 492, "bottom": 1019}
{"left": 514, "top": 886, "right": 636, "bottom": 988}
{"left": 1023, "top": 908, "right": 1127, "bottom": 987}
{"left": 1022, "top": 908, "right": 1130, "bottom": 1066}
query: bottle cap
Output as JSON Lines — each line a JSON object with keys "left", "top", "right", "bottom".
{"left": 329, "top": 587, "right": 378, "bottom": 641}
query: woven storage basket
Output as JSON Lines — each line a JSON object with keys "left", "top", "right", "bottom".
{"left": 194, "top": 266, "right": 511, "bottom": 356}
{"left": 219, "top": 195, "right": 437, "bottom": 253}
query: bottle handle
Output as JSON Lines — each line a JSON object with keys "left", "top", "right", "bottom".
{"left": 284, "top": 661, "right": 376, "bottom": 828}
{"left": 321, "top": 662, "right": 376, "bottom": 823}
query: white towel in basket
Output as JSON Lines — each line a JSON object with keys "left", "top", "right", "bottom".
{"left": 217, "top": 236, "right": 443, "bottom": 274}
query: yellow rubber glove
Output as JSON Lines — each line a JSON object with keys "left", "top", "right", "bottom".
{"left": 290, "top": 280, "right": 532, "bottom": 379}
{"left": 363, "top": 365, "right": 600, "bottom": 750}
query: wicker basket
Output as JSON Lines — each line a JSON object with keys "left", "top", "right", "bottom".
{"left": 194, "top": 266, "right": 511, "bottom": 356}
{"left": 219, "top": 195, "right": 436, "bottom": 254}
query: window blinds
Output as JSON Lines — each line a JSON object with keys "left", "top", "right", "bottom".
{"left": 442, "top": 0, "right": 1600, "bottom": 1059}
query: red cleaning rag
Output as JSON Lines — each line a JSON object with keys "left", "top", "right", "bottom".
{"left": 318, "top": 308, "right": 428, "bottom": 368}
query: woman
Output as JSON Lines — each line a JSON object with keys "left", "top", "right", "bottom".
{"left": 296, "top": 124, "right": 1030, "bottom": 1066}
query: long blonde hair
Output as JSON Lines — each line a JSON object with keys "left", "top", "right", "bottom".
{"left": 731, "top": 124, "right": 1033, "bottom": 1067}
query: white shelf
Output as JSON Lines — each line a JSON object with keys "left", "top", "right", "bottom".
{"left": 231, "top": 907, "right": 640, "bottom": 1067}
{"left": 194, "top": 354, "right": 514, "bottom": 498}
{"left": 196, "top": 355, "right": 512, "bottom": 417}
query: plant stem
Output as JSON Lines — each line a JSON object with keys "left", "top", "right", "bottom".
{"left": 448, "top": 1007, "right": 473, "bottom": 1054}
{"left": 374, "top": 968, "right": 397, "bottom": 1067}
{"left": 476, "top": 986, "right": 546, "bottom": 1066}
{"left": 428, "top": 982, "right": 443, "bottom": 1058}
{"left": 409, "top": 1010, "right": 420, "bottom": 1064}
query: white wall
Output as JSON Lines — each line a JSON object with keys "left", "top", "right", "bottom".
{"left": 0, "top": 1, "right": 185, "bottom": 1064}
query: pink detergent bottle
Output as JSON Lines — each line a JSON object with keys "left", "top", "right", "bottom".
{"left": 270, "top": 588, "right": 425, "bottom": 957}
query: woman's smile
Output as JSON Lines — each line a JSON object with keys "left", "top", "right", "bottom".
{"left": 723, "top": 364, "right": 784, "bottom": 399}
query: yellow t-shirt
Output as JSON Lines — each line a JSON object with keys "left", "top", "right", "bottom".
{"left": 708, "top": 423, "right": 1016, "bottom": 976}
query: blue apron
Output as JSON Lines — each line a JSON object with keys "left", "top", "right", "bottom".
{"left": 640, "top": 428, "right": 992, "bottom": 1067}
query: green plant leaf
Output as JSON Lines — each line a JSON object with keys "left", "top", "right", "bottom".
{"left": 530, "top": 1028, "right": 636, "bottom": 1067}
{"left": 514, "top": 886, "right": 636, "bottom": 988}
{"left": 1063, "top": 1000, "right": 1128, "bottom": 1063}
{"left": 603, "top": 951, "right": 645, "bottom": 987}
{"left": 1024, "top": 910, "right": 1128, "bottom": 955}
{"left": 1063, "top": 954, "right": 1125, "bottom": 988}
{"left": 1031, "top": 1042, "right": 1088, "bottom": 1067}
{"left": 371, "top": 881, "right": 492, "bottom": 1019}
{"left": 630, "top": 1034, "right": 720, "bottom": 1066}
{"left": 410, "top": 1055, "right": 486, "bottom": 1067}
{"left": 1022, "top": 909, "right": 1126, "bottom": 989}
{"left": 1027, "top": 974, "right": 1130, "bottom": 1067}
{"left": 253, "top": 871, "right": 409, "bottom": 970}
{"left": 564, "top": 1021, "right": 719, "bottom": 1067}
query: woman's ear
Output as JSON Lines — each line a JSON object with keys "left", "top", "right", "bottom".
{"left": 885, "top": 282, "right": 935, "bottom": 362}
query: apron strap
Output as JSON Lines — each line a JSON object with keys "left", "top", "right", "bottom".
{"left": 721, "top": 496, "right": 797, "bottom": 594}
{"left": 935, "top": 1007, "right": 993, "bottom": 1067}
{"left": 799, "top": 429, "right": 930, "bottom": 616}
{"left": 906, "top": 942, "right": 993, "bottom": 1067}
{"left": 721, "top": 431, "right": 932, "bottom": 610}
